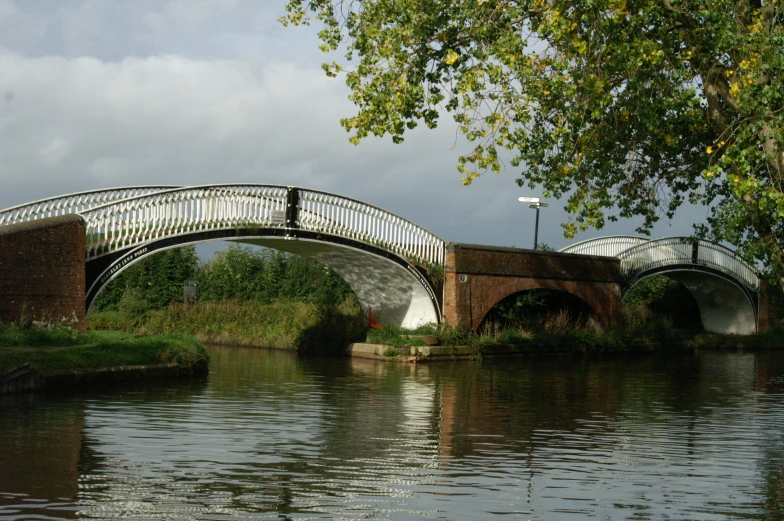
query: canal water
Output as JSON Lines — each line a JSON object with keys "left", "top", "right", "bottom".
{"left": 2, "top": 347, "right": 784, "bottom": 520}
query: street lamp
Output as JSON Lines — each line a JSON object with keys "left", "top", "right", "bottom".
{"left": 518, "top": 197, "right": 549, "bottom": 250}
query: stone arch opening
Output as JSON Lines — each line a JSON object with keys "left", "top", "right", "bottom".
{"left": 478, "top": 288, "right": 597, "bottom": 334}
{"left": 624, "top": 270, "right": 757, "bottom": 334}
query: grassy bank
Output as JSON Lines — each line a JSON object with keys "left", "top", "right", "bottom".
{"left": 367, "top": 305, "right": 784, "bottom": 356}
{"left": 0, "top": 324, "right": 208, "bottom": 375}
{"left": 88, "top": 295, "right": 783, "bottom": 359}
{"left": 88, "top": 297, "right": 367, "bottom": 354}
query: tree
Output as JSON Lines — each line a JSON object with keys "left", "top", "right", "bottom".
{"left": 197, "top": 245, "right": 354, "bottom": 305}
{"left": 281, "top": 0, "right": 784, "bottom": 286}
{"left": 94, "top": 247, "right": 199, "bottom": 311}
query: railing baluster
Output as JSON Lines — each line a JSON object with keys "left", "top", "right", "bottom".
{"left": 6, "top": 184, "right": 448, "bottom": 276}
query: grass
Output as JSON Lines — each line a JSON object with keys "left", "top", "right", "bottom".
{"left": 87, "top": 297, "right": 784, "bottom": 360}
{"left": 0, "top": 323, "right": 208, "bottom": 374}
{"left": 687, "top": 327, "right": 784, "bottom": 349}
{"left": 363, "top": 305, "right": 719, "bottom": 355}
{"left": 366, "top": 324, "right": 428, "bottom": 347}
{"left": 88, "top": 296, "right": 367, "bottom": 354}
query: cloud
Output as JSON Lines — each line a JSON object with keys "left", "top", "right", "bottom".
{"left": 0, "top": 1, "right": 708, "bottom": 250}
{"left": 0, "top": 53, "right": 338, "bottom": 178}
{"left": 0, "top": 1, "right": 18, "bottom": 21}
{"left": 0, "top": 51, "right": 506, "bottom": 241}
{"left": 143, "top": 0, "right": 241, "bottom": 35}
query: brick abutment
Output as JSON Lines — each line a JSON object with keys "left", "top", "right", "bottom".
{"left": 443, "top": 243, "right": 623, "bottom": 331}
{"left": 0, "top": 215, "right": 86, "bottom": 332}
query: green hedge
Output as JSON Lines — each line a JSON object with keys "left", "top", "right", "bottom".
{"left": 94, "top": 245, "right": 354, "bottom": 314}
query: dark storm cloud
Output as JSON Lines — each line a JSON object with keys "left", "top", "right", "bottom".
{"left": 0, "top": 0, "right": 708, "bottom": 250}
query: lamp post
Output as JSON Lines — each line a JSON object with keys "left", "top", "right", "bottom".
{"left": 518, "top": 197, "right": 549, "bottom": 250}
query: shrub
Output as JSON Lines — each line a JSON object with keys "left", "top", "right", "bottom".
{"left": 197, "top": 245, "right": 353, "bottom": 305}
{"left": 94, "top": 247, "right": 199, "bottom": 311}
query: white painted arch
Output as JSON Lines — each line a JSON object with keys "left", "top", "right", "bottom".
{"left": 1, "top": 184, "right": 446, "bottom": 329}
{"left": 633, "top": 270, "right": 757, "bottom": 335}
{"left": 560, "top": 236, "right": 761, "bottom": 334}
{"left": 84, "top": 230, "right": 441, "bottom": 329}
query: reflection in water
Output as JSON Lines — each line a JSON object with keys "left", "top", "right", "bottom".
{"left": 1, "top": 347, "right": 784, "bottom": 519}
{"left": 0, "top": 393, "right": 85, "bottom": 520}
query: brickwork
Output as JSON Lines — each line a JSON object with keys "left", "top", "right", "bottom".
{"left": 757, "top": 279, "right": 782, "bottom": 333}
{"left": 443, "top": 243, "right": 623, "bottom": 331}
{"left": 0, "top": 215, "right": 86, "bottom": 332}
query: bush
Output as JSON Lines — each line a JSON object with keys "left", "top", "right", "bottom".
{"left": 89, "top": 295, "right": 367, "bottom": 355}
{"left": 624, "top": 275, "right": 701, "bottom": 330}
{"left": 116, "top": 287, "right": 153, "bottom": 317}
{"left": 197, "top": 245, "right": 353, "bottom": 305}
{"left": 94, "top": 244, "right": 356, "bottom": 313}
{"left": 94, "top": 247, "right": 199, "bottom": 311}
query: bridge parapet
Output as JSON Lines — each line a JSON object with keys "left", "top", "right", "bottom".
{"left": 617, "top": 238, "right": 760, "bottom": 292}
{"left": 0, "top": 186, "right": 181, "bottom": 227}
{"left": 297, "top": 189, "right": 444, "bottom": 267}
{"left": 81, "top": 185, "right": 289, "bottom": 258}
{"left": 75, "top": 184, "right": 445, "bottom": 268}
{"left": 559, "top": 236, "right": 651, "bottom": 257}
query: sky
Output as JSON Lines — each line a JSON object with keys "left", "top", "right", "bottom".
{"left": 0, "top": 0, "right": 713, "bottom": 255}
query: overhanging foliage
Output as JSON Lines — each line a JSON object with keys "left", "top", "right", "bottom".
{"left": 282, "top": 0, "right": 784, "bottom": 285}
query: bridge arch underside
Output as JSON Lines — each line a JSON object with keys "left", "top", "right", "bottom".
{"left": 85, "top": 229, "right": 441, "bottom": 329}
{"left": 625, "top": 268, "right": 758, "bottom": 335}
{"left": 479, "top": 287, "right": 597, "bottom": 331}
{"left": 473, "top": 278, "right": 614, "bottom": 332}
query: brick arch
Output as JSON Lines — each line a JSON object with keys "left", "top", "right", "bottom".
{"left": 469, "top": 277, "right": 617, "bottom": 332}
{"left": 476, "top": 280, "right": 599, "bottom": 330}
{"left": 442, "top": 244, "right": 623, "bottom": 332}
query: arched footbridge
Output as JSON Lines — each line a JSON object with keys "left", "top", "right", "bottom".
{"left": 559, "top": 237, "right": 763, "bottom": 334}
{"left": 0, "top": 185, "right": 444, "bottom": 328}
{"left": 0, "top": 186, "right": 768, "bottom": 334}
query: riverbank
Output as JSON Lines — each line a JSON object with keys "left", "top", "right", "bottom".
{"left": 88, "top": 298, "right": 366, "bottom": 354}
{"left": 350, "top": 333, "right": 784, "bottom": 363}
{"left": 357, "top": 320, "right": 784, "bottom": 362}
{"left": 89, "top": 300, "right": 784, "bottom": 360}
{"left": 0, "top": 325, "right": 209, "bottom": 393}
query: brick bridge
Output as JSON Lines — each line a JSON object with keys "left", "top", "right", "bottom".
{"left": 0, "top": 185, "right": 769, "bottom": 335}
{"left": 444, "top": 244, "right": 620, "bottom": 331}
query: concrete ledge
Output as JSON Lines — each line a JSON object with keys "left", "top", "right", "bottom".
{"left": 1, "top": 363, "right": 206, "bottom": 394}
{"left": 44, "top": 364, "right": 184, "bottom": 389}
{"left": 347, "top": 342, "right": 572, "bottom": 363}
{"left": 0, "top": 364, "right": 42, "bottom": 394}
{"left": 446, "top": 242, "right": 618, "bottom": 263}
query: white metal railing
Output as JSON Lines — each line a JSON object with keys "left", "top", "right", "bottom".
{"left": 0, "top": 186, "right": 182, "bottom": 226}
{"left": 617, "top": 237, "right": 760, "bottom": 291}
{"left": 35, "top": 184, "right": 445, "bottom": 267}
{"left": 1, "top": 186, "right": 759, "bottom": 289}
{"left": 560, "top": 235, "right": 760, "bottom": 292}
{"left": 559, "top": 236, "right": 651, "bottom": 257}
{"left": 298, "top": 189, "right": 444, "bottom": 267}
{"left": 80, "top": 185, "right": 289, "bottom": 259}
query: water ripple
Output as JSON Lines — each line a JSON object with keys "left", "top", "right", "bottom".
{"left": 2, "top": 349, "right": 784, "bottom": 519}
